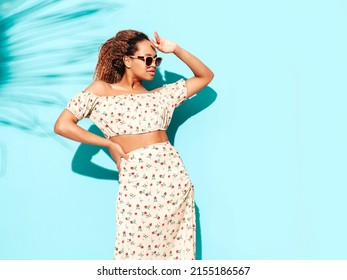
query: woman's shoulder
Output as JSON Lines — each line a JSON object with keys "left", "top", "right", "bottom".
{"left": 153, "top": 78, "right": 186, "bottom": 92}
{"left": 83, "top": 80, "right": 111, "bottom": 96}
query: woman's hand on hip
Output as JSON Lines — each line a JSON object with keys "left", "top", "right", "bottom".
{"left": 108, "top": 142, "right": 129, "bottom": 171}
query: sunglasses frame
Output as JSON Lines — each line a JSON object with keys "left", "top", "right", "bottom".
{"left": 129, "top": 55, "right": 163, "bottom": 67}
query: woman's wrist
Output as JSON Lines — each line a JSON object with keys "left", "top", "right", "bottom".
{"left": 173, "top": 44, "right": 182, "bottom": 55}
{"left": 103, "top": 139, "right": 115, "bottom": 149}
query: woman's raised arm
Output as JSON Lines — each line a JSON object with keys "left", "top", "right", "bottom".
{"left": 151, "top": 32, "right": 214, "bottom": 98}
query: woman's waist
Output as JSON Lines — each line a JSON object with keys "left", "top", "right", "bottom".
{"left": 118, "top": 139, "right": 183, "bottom": 181}
{"left": 110, "top": 130, "right": 169, "bottom": 154}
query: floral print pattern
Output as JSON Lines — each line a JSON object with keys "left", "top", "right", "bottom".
{"left": 65, "top": 79, "right": 187, "bottom": 139}
{"left": 65, "top": 79, "right": 195, "bottom": 260}
{"left": 115, "top": 141, "right": 195, "bottom": 260}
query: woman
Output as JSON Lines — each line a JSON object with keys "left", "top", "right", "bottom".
{"left": 54, "top": 30, "right": 213, "bottom": 260}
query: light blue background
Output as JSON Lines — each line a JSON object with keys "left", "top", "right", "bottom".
{"left": 1, "top": 0, "right": 347, "bottom": 260}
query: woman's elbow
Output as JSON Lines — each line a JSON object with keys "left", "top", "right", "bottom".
{"left": 203, "top": 70, "right": 214, "bottom": 86}
{"left": 208, "top": 70, "right": 214, "bottom": 83}
{"left": 54, "top": 110, "right": 77, "bottom": 136}
{"left": 54, "top": 117, "right": 72, "bottom": 136}
{"left": 54, "top": 120, "right": 65, "bottom": 135}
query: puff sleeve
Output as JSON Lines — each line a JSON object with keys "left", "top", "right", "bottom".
{"left": 163, "top": 78, "right": 188, "bottom": 108}
{"left": 65, "top": 91, "right": 97, "bottom": 120}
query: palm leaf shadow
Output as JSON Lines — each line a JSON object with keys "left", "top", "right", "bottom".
{"left": 0, "top": 0, "right": 121, "bottom": 136}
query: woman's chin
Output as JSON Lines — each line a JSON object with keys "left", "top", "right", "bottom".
{"left": 143, "top": 74, "right": 155, "bottom": 81}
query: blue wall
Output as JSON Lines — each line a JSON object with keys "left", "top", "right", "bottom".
{"left": 1, "top": 0, "right": 347, "bottom": 260}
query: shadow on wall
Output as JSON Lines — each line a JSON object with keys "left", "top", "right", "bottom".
{"left": 0, "top": 0, "right": 120, "bottom": 180}
{"left": 0, "top": 1, "right": 120, "bottom": 135}
{"left": 71, "top": 70, "right": 217, "bottom": 260}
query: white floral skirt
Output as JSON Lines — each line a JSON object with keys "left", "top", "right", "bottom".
{"left": 114, "top": 141, "right": 195, "bottom": 260}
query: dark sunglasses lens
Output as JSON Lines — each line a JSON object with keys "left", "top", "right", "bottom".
{"left": 155, "top": 57, "right": 162, "bottom": 66}
{"left": 145, "top": 57, "right": 153, "bottom": 66}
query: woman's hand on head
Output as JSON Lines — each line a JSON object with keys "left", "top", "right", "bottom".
{"left": 108, "top": 142, "right": 129, "bottom": 172}
{"left": 150, "top": 32, "right": 178, "bottom": 54}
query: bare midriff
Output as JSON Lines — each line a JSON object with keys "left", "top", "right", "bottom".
{"left": 109, "top": 130, "right": 169, "bottom": 154}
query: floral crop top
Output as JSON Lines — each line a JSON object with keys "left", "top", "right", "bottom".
{"left": 65, "top": 79, "right": 187, "bottom": 139}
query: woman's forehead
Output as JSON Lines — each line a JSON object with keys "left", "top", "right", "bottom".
{"left": 135, "top": 40, "right": 156, "bottom": 55}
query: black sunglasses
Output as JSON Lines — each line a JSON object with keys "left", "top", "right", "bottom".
{"left": 129, "top": 55, "right": 163, "bottom": 67}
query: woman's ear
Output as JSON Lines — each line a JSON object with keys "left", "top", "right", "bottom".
{"left": 123, "top": 56, "right": 131, "bottom": 69}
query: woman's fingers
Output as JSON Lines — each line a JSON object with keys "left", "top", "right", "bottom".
{"left": 154, "top": 31, "right": 160, "bottom": 44}
{"left": 150, "top": 38, "right": 159, "bottom": 48}
{"left": 121, "top": 152, "right": 129, "bottom": 161}
{"left": 108, "top": 142, "right": 125, "bottom": 161}
{"left": 108, "top": 142, "right": 131, "bottom": 172}
{"left": 117, "top": 153, "right": 129, "bottom": 173}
